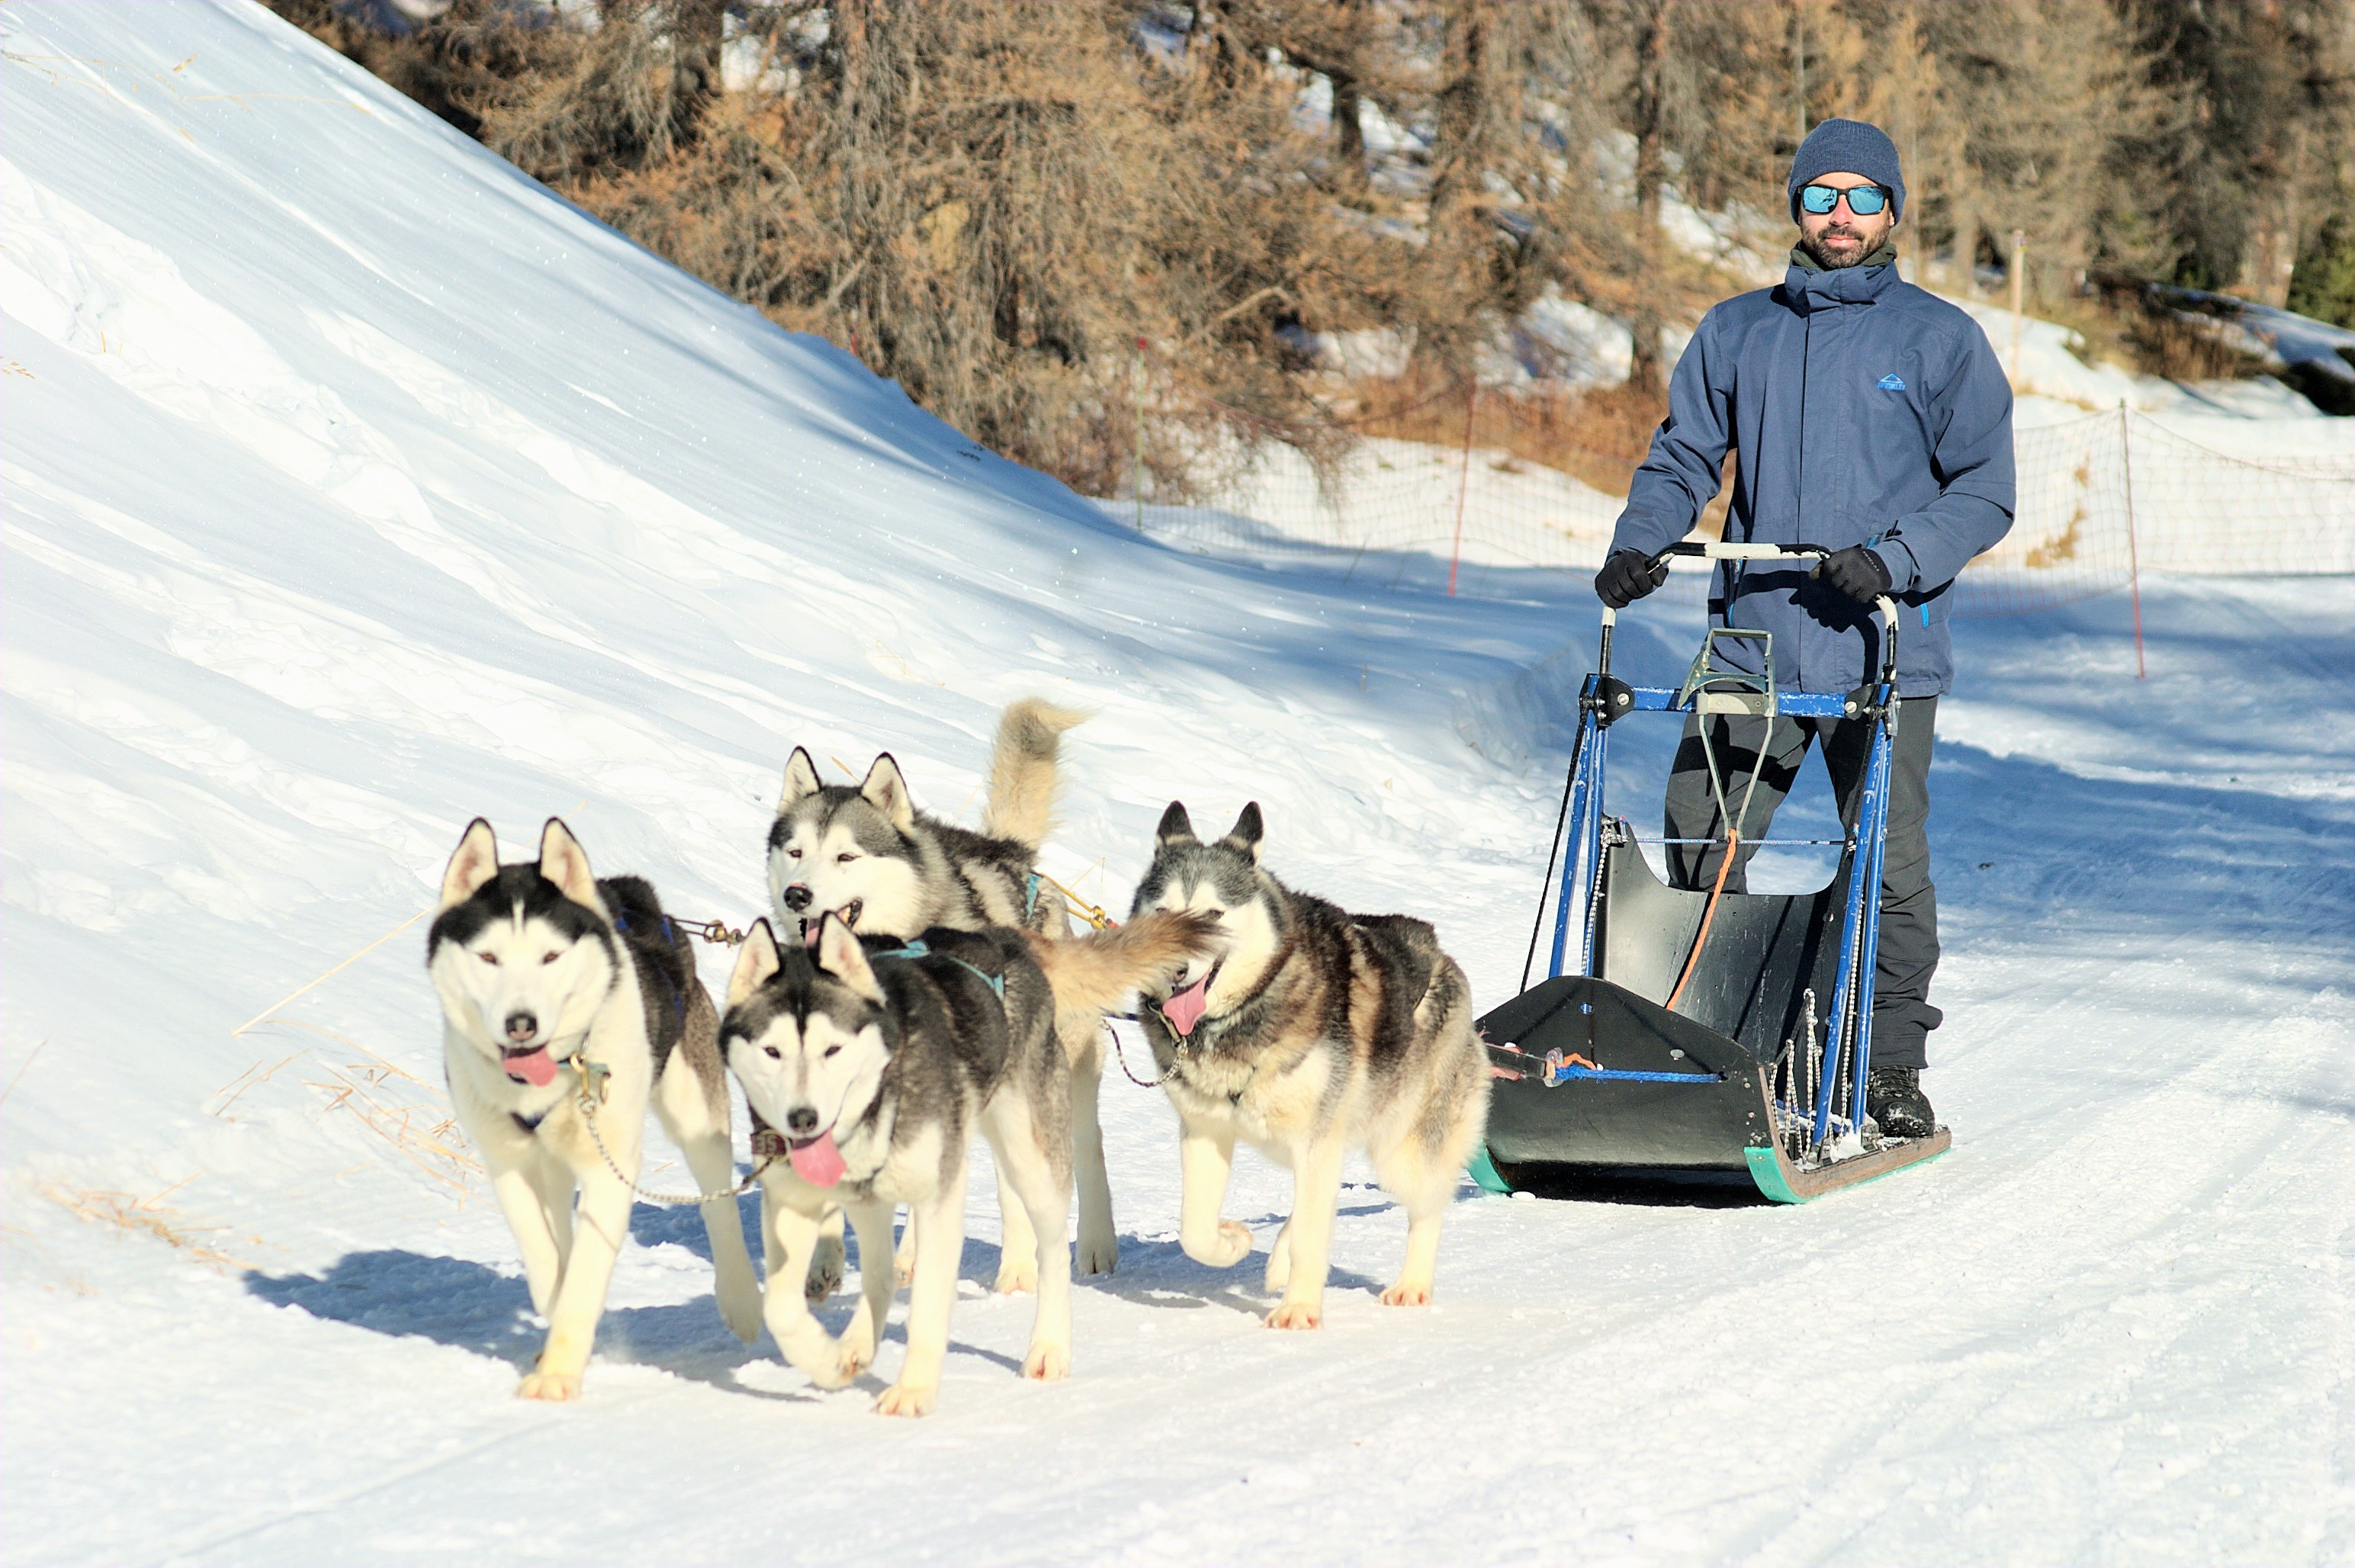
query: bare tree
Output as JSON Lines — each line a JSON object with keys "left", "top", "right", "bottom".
{"left": 1625, "top": 0, "right": 1669, "bottom": 395}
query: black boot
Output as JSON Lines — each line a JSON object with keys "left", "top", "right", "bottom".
{"left": 1866, "top": 1065, "right": 1938, "bottom": 1139}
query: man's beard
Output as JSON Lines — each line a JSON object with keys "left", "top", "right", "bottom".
{"left": 1801, "top": 224, "right": 1875, "bottom": 270}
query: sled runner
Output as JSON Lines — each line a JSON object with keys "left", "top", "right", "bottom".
{"left": 1473, "top": 540, "right": 1949, "bottom": 1203}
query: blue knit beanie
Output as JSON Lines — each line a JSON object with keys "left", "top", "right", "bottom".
{"left": 1788, "top": 118, "right": 1905, "bottom": 221}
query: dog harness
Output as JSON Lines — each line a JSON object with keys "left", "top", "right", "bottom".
{"left": 610, "top": 909, "right": 689, "bottom": 1023}
{"left": 869, "top": 938, "right": 1006, "bottom": 999}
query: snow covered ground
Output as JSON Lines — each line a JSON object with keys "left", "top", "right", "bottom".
{"left": 5, "top": 6, "right": 2350, "bottom": 1565}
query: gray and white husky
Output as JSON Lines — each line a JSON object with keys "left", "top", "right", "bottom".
{"left": 767, "top": 700, "right": 1126, "bottom": 1287}
{"left": 768, "top": 699, "right": 1081, "bottom": 944}
{"left": 722, "top": 907, "right": 1217, "bottom": 1415}
{"left": 429, "top": 818, "right": 760, "bottom": 1399}
{"left": 1129, "top": 802, "right": 1490, "bottom": 1329}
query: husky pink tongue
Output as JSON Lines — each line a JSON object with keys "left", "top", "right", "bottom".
{"left": 504, "top": 1048, "right": 557, "bottom": 1088}
{"left": 1161, "top": 975, "right": 1212, "bottom": 1036}
{"left": 789, "top": 1131, "right": 847, "bottom": 1187}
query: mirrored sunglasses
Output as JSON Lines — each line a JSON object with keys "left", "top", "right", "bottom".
{"left": 1800, "top": 183, "right": 1890, "bottom": 216}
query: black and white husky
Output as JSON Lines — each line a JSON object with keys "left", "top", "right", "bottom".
{"left": 722, "top": 908, "right": 1216, "bottom": 1415}
{"left": 766, "top": 700, "right": 1127, "bottom": 1286}
{"left": 1130, "top": 802, "right": 1490, "bottom": 1329}
{"left": 429, "top": 818, "right": 759, "bottom": 1399}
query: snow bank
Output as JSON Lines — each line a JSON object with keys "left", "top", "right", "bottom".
{"left": 4, "top": 7, "right": 2350, "bottom": 1565}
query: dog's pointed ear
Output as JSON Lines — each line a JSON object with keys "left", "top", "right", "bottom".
{"left": 778, "top": 748, "right": 824, "bottom": 813}
{"left": 1220, "top": 802, "right": 1264, "bottom": 866}
{"left": 1155, "top": 801, "right": 1197, "bottom": 846}
{"left": 537, "top": 818, "right": 604, "bottom": 912}
{"left": 728, "top": 918, "right": 783, "bottom": 1009}
{"left": 814, "top": 912, "right": 885, "bottom": 1004}
{"left": 439, "top": 818, "right": 502, "bottom": 911}
{"left": 859, "top": 753, "right": 917, "bottom": 834}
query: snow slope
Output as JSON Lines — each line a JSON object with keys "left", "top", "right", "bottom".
{"left": 5, "top": 7, "right": 2351, "bottom": 1565}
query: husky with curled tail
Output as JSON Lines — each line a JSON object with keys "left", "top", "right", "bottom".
{"left": 1129, "top": 802, "right": 1489, "bottom": 1329}
{"left": 428, "top": 818, "right": 760, "bottom": 1400}
{"left": 721, "top": 906, "right": 1217, "bottom": 1415}
{"left": 766, "top": 699, "right": 1128, "bottom": 1291}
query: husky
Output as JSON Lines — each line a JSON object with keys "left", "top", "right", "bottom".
{"left": 1129, "top": 802, "right": 1490, "bottom": 1329}
{"left": 722, "top": 907, "right": 1216, "bottom": 1415}
{"left": 768, "top": 700, "right": 1082, "bottom": 944}
{"left": 767, "top": 699, "right": 1126, "bottom": 1289}
{"left": 429, "top": 818, "right": 760, "bottom": 1399}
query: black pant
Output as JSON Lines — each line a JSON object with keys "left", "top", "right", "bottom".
{"left": 1661, "top": 697, "right": 1941, "bottom": 1070}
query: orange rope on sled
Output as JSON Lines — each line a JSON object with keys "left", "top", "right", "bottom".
{"left": 1664, "top": 830, "right": 1737, "bottom": 1014}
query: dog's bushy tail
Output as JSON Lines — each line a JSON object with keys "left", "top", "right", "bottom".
{"left": 1023, "top": 910, "right": 1220, "bottom": 1019}
{"left": 982, "top": 698, "right": 1086, "bottom": 850}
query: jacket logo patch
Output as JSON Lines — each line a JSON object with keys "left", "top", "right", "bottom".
{"left": 1877, "top": 372, "right": 1907, "bottom": 390}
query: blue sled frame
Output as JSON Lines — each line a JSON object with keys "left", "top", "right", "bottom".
{"left": 1471, "top": 541, "right": 1951, "bottom": 1203}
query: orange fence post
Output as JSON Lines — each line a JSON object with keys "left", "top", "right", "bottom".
{"left": 2120, "top": 400, "right": 2145, "bottom": 680}
{"left": 1133, "top": 336, "right": 1148, "bottom": 531}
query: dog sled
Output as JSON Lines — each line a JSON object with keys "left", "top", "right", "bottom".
{"left": 1472, "top": 540, "right": 1950, "bottom": 1203}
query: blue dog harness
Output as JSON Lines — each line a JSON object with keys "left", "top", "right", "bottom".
{"left": 869, "top": 938, "right": 1007, "bottom": 999}
{"left": 609, "top": 909, "right": 689, "bottom": 1022}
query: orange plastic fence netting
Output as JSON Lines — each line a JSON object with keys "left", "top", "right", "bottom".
{"left": 1111, "top": 407, "right": 2353, "bottom": 614}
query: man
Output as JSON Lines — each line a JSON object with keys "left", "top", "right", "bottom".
{"left": 1595, "top": 118, "right": 2014, "bottom": 1138}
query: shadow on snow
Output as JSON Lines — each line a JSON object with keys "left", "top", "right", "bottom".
{"left": 244, "top": 1190, "right": 1417, "bottom": 1390}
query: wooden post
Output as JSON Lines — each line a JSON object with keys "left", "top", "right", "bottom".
{"left": 1448, "top": 380, "right": 1478, "bottom": 597}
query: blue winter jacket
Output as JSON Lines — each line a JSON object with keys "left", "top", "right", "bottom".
{"left": 1608, "top": 259, "right": 2016, "bottom": 697}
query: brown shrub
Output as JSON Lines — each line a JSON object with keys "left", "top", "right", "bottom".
{"left": 1345, "top": 373, "right": 1666, "bottom": 498}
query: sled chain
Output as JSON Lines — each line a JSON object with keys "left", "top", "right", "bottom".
{"left": 573, "top": 1064, "right": 774, "bottom": 1205}
{"left": 1107, "top": 1020, "right": 1182, "bottom": 1088}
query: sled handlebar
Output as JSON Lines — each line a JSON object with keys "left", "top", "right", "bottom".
{"left": 1595, "top": 541, "right": 1901, "bottom": 692}
{"left": 1649, "top": 541, "right": 1833, "bottom": 564}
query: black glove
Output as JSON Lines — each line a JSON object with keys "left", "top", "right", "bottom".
{"left": 1595, "top": 549, "right": 1669, "bottom": 609}
{"left": 1817, "top": 545, "right": 1894, "bottom": 606}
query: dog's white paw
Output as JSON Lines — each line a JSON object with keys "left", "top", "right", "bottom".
{"left": 1022, "top": 1341, "right": 1071, "bottom": 1382}
{"left": 808, "top": 1335, "right": 872, "bottom": 1390}
{"left": 1184, "top": 1219, "right": 1253, "bottom": 1270}
{"left": 874, "top": 1380, "right": 938, "bottom": 1417}
{"left": 516, "top": 1369, "right": 583, "bottom": 1400}
{"left": 992, "top": 1256, "right": 1039, "bottom": 1295}
{"left": 1380, "top": 1280, "right": 1432, "bottom": 1307}
{"left": 1074, "top": 1231, "right": 1119, "bottom": 1278}
{"left": 1264, "top": 1300, "right": 1322, "bottom": 1331}
{"left": 804, "top": 1233, "right": 846, "bottom": 1303}
{"left": 829, "top": 1317, "right": 879, "bottom": 1386}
